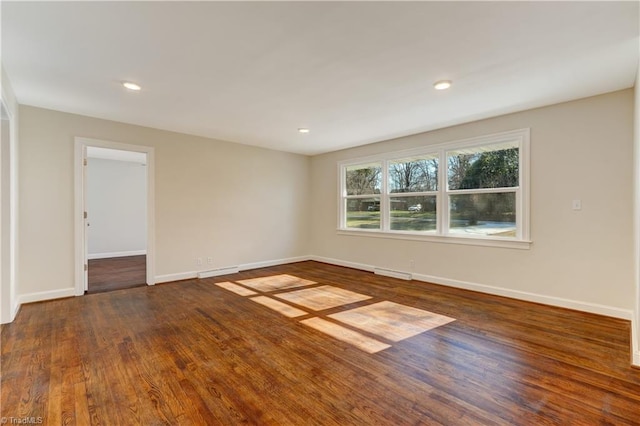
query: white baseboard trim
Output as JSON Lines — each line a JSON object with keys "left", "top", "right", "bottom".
{"left": 239, "top": 255, "right": 311, "bottom": 271}
{"left": 6, "top": 256, "right": 310, "bottom": 319}
{"left": 12, "top": 300, "right": 20, "bottom": 321}
{"left": 22, "top": 252, "right": 622, "bottom": 323}
{"left": 198, "top": 266, "right": 240, "bottom": 279}
{"left": 310, "top": 255, "right": 633, "bottom": 320}
{"left": 17, "top": 288, "right": 76, "bottom": 305}
{"left": 309, "top": 255, "right": 375, "bottom": 272}
{"left": 412, "top": 272, "right": 633, "bottom": 320}
{"left": 374, "top": 267, "right": 412, "bottom": 280}
{"left": 1, "top": 301, "right": 21, "bottom": 324}
{"left": 155, "top": 256, "right": 312, "bottom": 283}
{"left": 88, "top": 250, "right": 146, "bottom": 260}
{"left": 155, "top": 271, "right": 198, "bottom": 284}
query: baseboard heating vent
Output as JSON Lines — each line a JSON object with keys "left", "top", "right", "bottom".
{"left": 374, "top": 268, "right": 412, "bottom": 281}
{"left": 198, "top": 266, "right": 240, "bottom": 279}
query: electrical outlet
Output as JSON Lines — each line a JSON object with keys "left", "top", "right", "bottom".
{"left": 572, "top": 199, "right": 582, "bottom": 211}
{"left": 207, "top": 257, "right": 213, "bottom": 265}
{"left": 196, "top": 257, "right": 203, "bottom": 266}
{"left": 410, "top": 259, "right": 415, "bottom": 270}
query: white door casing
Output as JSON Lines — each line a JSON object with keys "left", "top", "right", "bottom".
{"left": 74, "top": 137, "right": 155, "bottom": 295}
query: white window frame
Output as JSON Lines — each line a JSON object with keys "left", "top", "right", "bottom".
{"left": 337, "top": 128, "right": 531, "bottom": 249}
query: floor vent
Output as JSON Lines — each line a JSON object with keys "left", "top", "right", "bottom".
{"left": 374, "top": 268, "right": 412, "bottom": 281}
{"left": 198, "top": 266, "right": 240, "bottom": 279}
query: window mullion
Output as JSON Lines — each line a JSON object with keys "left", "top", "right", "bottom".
{"left": 515, "top": 188, "right": 522, "bottom": 240}
{"left": 382, "top": 160, "right": 389, "bottom": 231}
{"left": 345, "top": 194, "right": 384, "bottom": 200}
{"left": 389, "top": 191, "right": 439, "bottom": 197}
{"left": 339, "top": 165, "right": 345, "bottom": 228}
{"left": 447, "top": 187, "right": 518, "bottom": 195}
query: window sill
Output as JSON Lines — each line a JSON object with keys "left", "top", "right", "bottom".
{"left": 336, "top": 229, "right": 532, "bottom": 250}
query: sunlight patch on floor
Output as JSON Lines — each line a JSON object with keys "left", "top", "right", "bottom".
{"left": 250, "top": 296, "right": 308, "bottom": 318}
{"left": 275, "top": 285, "right": 371, "bottom": 311}
{"left": 330, "top": 301, "right": 455, "bottom": 342}
{"left": 301, "top": 318, "right": 391, "bottom": 354}
{"left": 236, "top": 274, "right": 316, "bottom": 292}
{"left": 215, "top": 281, "right": 258, "bottom": 296}
{"left": 214, "top": 274, "right": 455, "bottom": 353}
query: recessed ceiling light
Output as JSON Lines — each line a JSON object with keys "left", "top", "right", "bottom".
{"left": 433, "top": 80, "right": 452, "bottom": 90}
{"left": 298, "top": 128, "right": 310, "bottom": 134}
{"left": 122, "top": 81, "right": 141, "bottom": 91}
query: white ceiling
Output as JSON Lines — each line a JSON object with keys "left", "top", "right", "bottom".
{"left": 2, "top": 1, "right": 638, "bottom": 155}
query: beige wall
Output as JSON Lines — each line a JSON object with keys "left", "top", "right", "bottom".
{"left": 310, "top": 90, "right": 635, "bottom": 314}
{"left": 18, "top": 106, "right": 310, "bottom": 296}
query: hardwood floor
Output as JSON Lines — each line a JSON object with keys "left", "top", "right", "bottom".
{"left": 1, "top": 261, "right": 639, "bottom": 424}
{"left": 88, "top": 255, "right": 146, "bottom": 294}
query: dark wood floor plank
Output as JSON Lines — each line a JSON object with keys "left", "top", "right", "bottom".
{"left": 2, "top": 261, "right": 640, "bottom": 424}
{"left": 88, "top": 255, "right": 146, "bottom": 294}
{"left": 404, "top": 329, "right": 639, "bottom": 422}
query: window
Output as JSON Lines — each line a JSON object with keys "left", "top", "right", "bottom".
{"left": 338, "top": 129, "right": 530, "bottom": 248}
{"left": 388, "top": 154, "right": 438, "bottom": 232}
{"left": 447, "top": 142, "right": 519, "bottom": 238}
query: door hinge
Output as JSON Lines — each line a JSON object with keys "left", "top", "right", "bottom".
{"left": 84, "top": 211, "right": 88, "bottom": 219}
{"left": 84, "top": 264, "right": 88, "bottom": 271}
{"left": 83, "top": 158, "right": 87, "bottom": 166}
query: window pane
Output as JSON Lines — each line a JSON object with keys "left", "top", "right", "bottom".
{"left": 390, "top": 196, "right": 436, "bottom": 232}
{"left": 447, "top": 143, "right": 519, "bottom": 190}
{"left": 449, "top": 193, "right": 516, "bottom": 237}
{"left": 345, "top": 163, "right": 382, "bottom": 195}
{"left": 346, "top": 198, "right": 380, "bottom": 229}
{"left": 388, "top": 156, "right": 438, "bottom": 193}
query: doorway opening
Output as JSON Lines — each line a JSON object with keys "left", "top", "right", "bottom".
{"left": 74, "top": 138, "right": 155, "bottom": 295}
{"left": 86, "top": 147, "right": 147, "bottom": 293}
